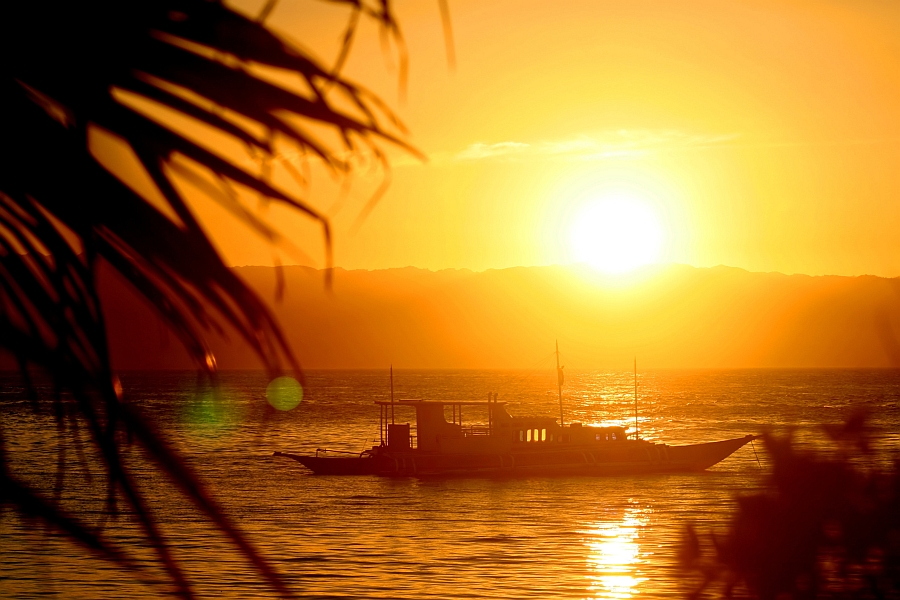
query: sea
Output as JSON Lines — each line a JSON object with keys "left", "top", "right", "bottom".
{"left": 2, "top": 368, "right": 900, "bottom": 599}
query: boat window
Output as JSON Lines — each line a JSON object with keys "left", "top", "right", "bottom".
{"left": 541, "top": 429, "right": 546, "bottom": 441}
{"left": 595, "top": 433, "right": 600, "bottom": 441}
{"left": 533, "top": 428, "right": 538, "bottom": 442}
{"left": 550, "top": 433, "right": 555, "bottom": 441}
{"left": 605, "top": 433, "right": 609, "bottom": 441}
{"left": 527, "top": 429, "right": 532, "bottom": 442}
{"left": 612, "top": 432, "right": 617, "bottom": 441}
{"left": 519, "top": 430, "right": 524, "bottom": 442}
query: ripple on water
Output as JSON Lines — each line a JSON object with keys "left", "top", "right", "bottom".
{"left": 1, "top": 369, "right": 899, "bottom": 598}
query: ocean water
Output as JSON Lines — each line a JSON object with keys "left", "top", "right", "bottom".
{"left": 2, "top": 369, "right": 900, "bottom": 599}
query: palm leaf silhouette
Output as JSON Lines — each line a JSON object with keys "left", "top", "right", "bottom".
{"left": 1, "top": 0, "right": 432, "bottom": 596}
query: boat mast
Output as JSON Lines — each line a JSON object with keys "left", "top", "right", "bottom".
{"left": 390, "top": 364, "right": 395, "bottom": 425}
{"left": 556, "top": 340, "right": 565, "bottom": 427}
{"left": 634, "top": 356, "right": 638, "bottom": 440}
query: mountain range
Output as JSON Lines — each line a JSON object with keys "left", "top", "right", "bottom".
{"left": 95, "top": 263, "right": 900, "bottom": 370}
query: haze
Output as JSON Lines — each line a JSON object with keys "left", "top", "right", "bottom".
{"left": 101, "top": 264, "right": 900, "bottom": 370}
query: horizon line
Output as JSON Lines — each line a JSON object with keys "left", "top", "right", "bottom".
{"left": 230, "top": 261, "right": 900, "bottom": 280}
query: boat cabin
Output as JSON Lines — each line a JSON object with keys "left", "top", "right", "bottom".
{"left": 376, "top": 398, "right": 631, "bottom": 454}
{"left": 377, "top": 398, "right": 512, "bottom": 453}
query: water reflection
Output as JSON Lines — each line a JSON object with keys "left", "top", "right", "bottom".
{"left": 584, "top": 506, "right": 649, "bottom": 599}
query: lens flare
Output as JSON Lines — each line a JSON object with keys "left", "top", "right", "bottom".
{"left": 181, "top": 386, "right": 239, "bottom": 438}
{"left": 266, "top": 376, "right": 303, "bottom": 411}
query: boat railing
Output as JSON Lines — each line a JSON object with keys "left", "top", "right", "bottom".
{"left": 462, "top": 425, "right": 491, "bottom": 437}
{"left": 316, "top": 448, "right": 369, "bottom": 458}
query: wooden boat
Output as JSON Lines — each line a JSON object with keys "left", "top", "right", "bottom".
{"left": 273, "top": 397, "right": 758, "bottom": 477}
{"left": 275, "top": 348, "right": 757, "bottom": 477}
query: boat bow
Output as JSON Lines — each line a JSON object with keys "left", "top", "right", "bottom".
{"left": 665, "top": 434, "right": 759, "bottom": 471}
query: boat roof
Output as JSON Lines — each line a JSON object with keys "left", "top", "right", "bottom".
{"left": 374, "top": 399, "right": 506, "bottom": 407}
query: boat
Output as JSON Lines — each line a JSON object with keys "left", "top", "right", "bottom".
{"left": 274, "top": 399, "right": 756, "bottom": 477}
{"left": 274, "top": 350, "right": 758, "bottom": 477}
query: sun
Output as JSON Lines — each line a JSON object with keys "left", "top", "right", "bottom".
{"left": 570, "top": 194, "right": 663, "bottom": 273}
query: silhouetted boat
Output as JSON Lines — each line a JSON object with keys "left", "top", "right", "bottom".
{"left": 273, "top": 397, "right": 757, "bottom": 477}
{"left": 276, "top": 346, "right": 758, "bottom": 477}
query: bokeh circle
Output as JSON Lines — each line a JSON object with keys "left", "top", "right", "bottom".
{"left": 266, "top": 376, "right": 303, "bottom": 411}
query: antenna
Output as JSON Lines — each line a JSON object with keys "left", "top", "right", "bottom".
{"left": 556, "top": 340, "right": 565, "bottom": 427}
{"left": 390, "top": 364, "right": 395, "bottom": 425}
{"left": 634, "top": 356, "right": 638, "bottom": 440}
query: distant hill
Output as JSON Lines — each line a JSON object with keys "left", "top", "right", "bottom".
{"left": 97, "top": 263, "right": 900, "bottom": 370}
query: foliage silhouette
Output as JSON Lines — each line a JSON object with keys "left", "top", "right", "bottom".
{"left": 0, "top": 0, "right": 435, "bottom": 596}
{"left": 682, "top": 415, "right": 900, "bottom": 599}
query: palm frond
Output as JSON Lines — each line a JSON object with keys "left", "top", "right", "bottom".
{"left": 0, "top": 0, "right": 423, "bottom": 596}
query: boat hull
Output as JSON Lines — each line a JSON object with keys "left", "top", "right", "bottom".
{"left": 272, "top": 451, "right": 381, "bottom": 475}
{"left": 274, "top": 435, "right": 758, "bottom": 477}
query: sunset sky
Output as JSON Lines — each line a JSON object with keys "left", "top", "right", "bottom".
{"left": 136, "top": 0, "right": 900, "bottom": 277}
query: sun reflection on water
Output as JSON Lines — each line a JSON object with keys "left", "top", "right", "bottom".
{"left": 584, "top": 506, "right": 650, "bottom": 599}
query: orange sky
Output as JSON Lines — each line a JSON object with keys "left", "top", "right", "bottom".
{"left": 110, "top": 0, "right": 900, "bottom": 277}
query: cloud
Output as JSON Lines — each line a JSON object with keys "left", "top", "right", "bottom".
{"left": 452, "top": 129, "right": 739, "bottom": 163}
{"left": 332, "top": 129, "right": 744, "bottom": 169}
{"left": 455, "top": 141, "right": 532, "bottom": 160}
